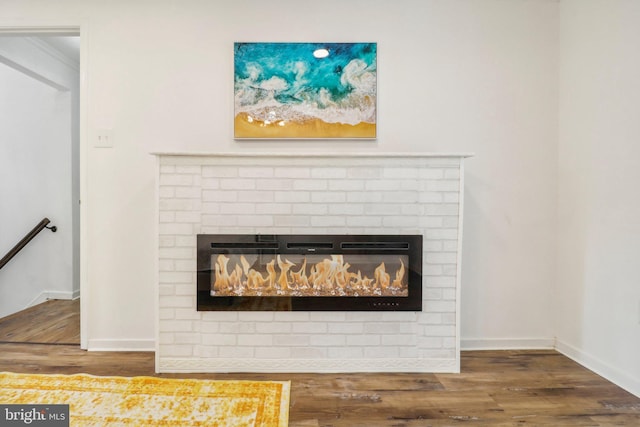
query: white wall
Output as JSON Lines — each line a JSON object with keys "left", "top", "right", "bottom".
{"left": 0, "top": 0, "right": 558, "bottom": 355}
{"left": 0, "top": 61, "right": 74, "bottom": 318}
{"left": 557, "top": 0, "right": 640, "bottom": 396}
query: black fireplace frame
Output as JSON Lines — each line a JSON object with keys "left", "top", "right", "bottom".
{"left": 197, "top": 234, "right": 423, "bottom": 311}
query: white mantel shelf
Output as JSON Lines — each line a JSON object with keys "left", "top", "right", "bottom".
{"left": 152, "top": 152, "right": 474, "bottom": 158}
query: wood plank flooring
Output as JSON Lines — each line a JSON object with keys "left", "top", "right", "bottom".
{"left": 1, "top": 300, "right": 639, "bottom": 426}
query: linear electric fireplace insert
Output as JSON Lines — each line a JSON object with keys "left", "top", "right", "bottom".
{"left": 197, "top": 234, "right": 422, "bottom": 311}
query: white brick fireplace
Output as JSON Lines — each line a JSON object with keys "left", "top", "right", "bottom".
{"left": 154, "top": 153, "right": 470, "bottom": 373}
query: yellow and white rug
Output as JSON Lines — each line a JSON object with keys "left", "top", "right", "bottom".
{"left": 0, "top": 372, "right": 290, "bottom": 426}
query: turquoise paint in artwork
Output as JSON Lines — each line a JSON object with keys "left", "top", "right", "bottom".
{"left": 234, "top": 42, "right": 377, "bottom": 138}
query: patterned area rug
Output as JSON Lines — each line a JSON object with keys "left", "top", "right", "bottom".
{"left": 0, "top": 372, "right": 290, "bottom": 426}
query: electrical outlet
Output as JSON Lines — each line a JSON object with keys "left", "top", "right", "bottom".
{"left": 95, "top": 128, "right": 114, "bottom": 148}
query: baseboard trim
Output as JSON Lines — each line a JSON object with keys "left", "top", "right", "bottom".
{"left": 555, "top": 340, "right": 640, "bottom": 398}
{"left": 461, "top": 338, "right": 555, "bottom": 351}
{"left": 26, "top": 291, "right": 75, "bottom": 308}
{"left": 87, "top": 339, "right": 155, "bottom": 352}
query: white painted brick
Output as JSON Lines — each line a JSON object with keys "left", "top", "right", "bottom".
{"left": 362, "top": 204, "right": 401, "bottom": 215}
{"left": 418, "top": 337, "right": 444, "bottom": 349}
{"left": 347, "top": 167, "right": 381, "bottom": 179}
{"left": 175, "top": 212, "right": 201, "bottom": 223}
{"left": 159, "top": 308, "right": 174, "bottom": 320}
{"left": 419, "top": 217, "right": 444, "bottom": 228}
{"left": 161, "top": 345, "right": 193, "bottom": 357}
{"left": 201, "top": 333, "right": 237, "bottom": 346}
{"left": 174, "top": 187, "right": 201, "bottom": 199}
{"left": 275, "top": 167, "right": 310, "bottom": 178}
{"left": 274, "top": 216, "right": 310, "bottom": 227}
{"left": 365, "top": 180, "right": 401, "bottom": 191}
{"left": 160, "top": 165, "right": 175, "bottom": 173}
{"left": 202, "top": 214, "right": 238, "bottom": 227}
{"left": 311, "top": 167, "right": 347, "bottom": 179}
{"left": 193, "top": 346, "right": 218, "bottom": 358}
{"left": 255, "top": 347, "right": 292, "bottom": 359}
{"left": 425, "top": 300, "right": 456, "bottom": 312}
{"left": 220, "top": 178, "right": 255, "bottom": 190}
{"left": 328, "top": 180, "right": 365, "bottom": 191}
{"left": 159, "top": 296, "right": 194, "bottom": 308}
{"left": 159, "top": 199, "right": 198, "bottom": 211}
{"left": 160, "top": 174, "right": 193, "bottom": 186}
{"left": 256, "top": 203, "right": 292, "bottom": 215}
{"left": 202, "top": 190, "right": 237, "bottom": 202}
{"left": 238, "top": 334, "right": 272, "bottom": 346}
{"left": 239, "top": 167, "right": 273, "bottom": 178}
{"left": 175, "top": 236, "right": 196, "bottom": 247}
{"left": 292, "top": 204, "right": 327, "bottom": 215}
{"left": 159, "top": 223, "right": 193, "bottom": 235}
{"left": 275, "top": 191, "right": 310, "bottom": 203}
{"left": 311, "top": 216, "right": 346, "bottom": 227}
{"left": 159, "top": 247, "right": 193, "bottom": 260}
{"left": 291, "top": 323, "right": 327, "bottom": 334}
{"left": 273, "top": 335, "right": 311, "bottom": 346}
{"left": 159, "top": 236, "right": 175, "bottom": 248}
{"left": 175, "top": 308, "right": 201, "bottom": 320}
{"left": 174, "top": 332, "right": 201, "bottom": 345}
{"left": 237, "top": 215, "right": 273, "bottom": 227}
{"left": 426, "top": 325, "right": 456, "bottom": 337}
{"left": 382, "top": 334, "right": 417, "bottom": 346}
{"left": 383, "top": 167, "right": 419, "bottom": 179}
{"left": 158, "top": 259, "right": 174, "bottom": 272}
{"left": 382, "top": 191, "right": 418, "bottom": 203}
{"left": 346, "top": 216, "right": 382, "bottom": 227}
{"left": 329, "top": 205, "right": 364, "bottom": 215}
{"left": 237, "top": 312, "right": 271, "bottom": 322}
{"left": 199, "top": 323, "right": 219, "bottom": 334}
{"left": 309, "top": 312, "right": 346, "bottom": 322}
{"left": 347, "top": 191, "right": 383, "bottom": 203}
{"left": 220, "top": 203, "right": 255, "bottom": 215}
{"left": 255, "top": 322, "right": 292, "bottom": 333}
{"left": 238, "top": 191, "right": 274, "bottom": 203}
{"left": 202, "top": 166, "right": 237, "bottom": 177}
{"left": 426, "top": 252, "right": 458, "bottom": 264}
{"left": 399, "top": 348, "right": 420, "bottom": 358}
{"left": 364, "top": 347, "right": 399, "bottom": 358}
{"left": 159, "top": 332, "right": 174, "bottom": 344}
{"left": 161, "top": 320, "right": 194, "bottom": 332}
{"left": 219, "top": 322, "right": 255, "bottom": 334}
{"left": 257, "top": 179, "right": 293, "bottom": 191}
{"left": 428, "top": 276, "right": 457, "bottom": 287}
{"left": 273, "top": 312, "right": 310, "bottom": 322}
{"left": 364, "top": 322, "right": 415, "bottom": 335}
{"left": 201, "top": 312, "right": 238, "bottom": 322}
{"left": 328, "top": 347, "right": 364, "bottom": 358}
{"left": 159, "top": 187, "right": 175, "bottom": 198}
{"left": 424, "top": 180, "right": 460, "bottom": 192}
{"left": 444, "top": 168, "right": 461, "bottom": 179}
{"left": 309, "top": 335, "right": 346, "bottom": 347}
{"left": 174, "top": 260, "right": 196, "bottom": 272}
{"left": 219, "top": 347, "right": 254, "bottom": 358}
{"left": 159, "top": 285, "right": 174, "bottom": 296}
{"left": 383, "top": 217, "right": 419, "bottom": 228}
{"left": 201, "top": 178, "right": 220, "bottom": 189}
{"left": 425, "top": 204, "right": 459, "bottom": 216}
{"left": 293, "top": 180, "right": 328, "bottom": 191}
{"left": 159, "top": 212, "right": 175, "bottom": 223}
{"left": 346, "top": 335, "right": 380, "bottom": 346}
{"left": 311, "top": 192, "right": 346, "bottom": 203}
{"left": 418, "top": 313, "right": 443, "bottom": 325}
{"left": 290, "top": 347, "right": 327, "bottom": 358}
{"left": 328, "top": 323, "right": 364, "bottom": 334}
{"left": 159, "top": 272, "right": 193, "bottom": 284}
{"left": 419, "top": 192, "right": 444, "bottom": 203}
{"left": 418, "top": 168, "right": 445, "bottom": 179}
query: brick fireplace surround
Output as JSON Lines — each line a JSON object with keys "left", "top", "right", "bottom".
{"left": 155, "top": 153, "right": 470, "bottom": 373}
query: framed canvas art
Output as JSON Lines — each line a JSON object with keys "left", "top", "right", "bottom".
{"left": 234, "top": 42, "right": 377, "bottom": 139}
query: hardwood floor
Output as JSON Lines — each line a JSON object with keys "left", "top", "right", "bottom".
{"left": 1, "top": 300, "right": 639, "bottom": 426}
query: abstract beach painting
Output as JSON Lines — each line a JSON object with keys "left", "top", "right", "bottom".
{"left": 234, "top": 42, "right": 377, "bottom": 139}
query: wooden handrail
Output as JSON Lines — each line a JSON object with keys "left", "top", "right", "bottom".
{"left": 0, "top": 218, "right": 57, "bottom": 271}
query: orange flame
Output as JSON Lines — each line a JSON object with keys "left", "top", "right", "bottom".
{"left": 211, "top": 254, "right": 408, "bottom": 297}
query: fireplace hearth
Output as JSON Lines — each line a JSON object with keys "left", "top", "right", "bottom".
{"left": 197, "top": 234, "right": 422, "bottom": 311}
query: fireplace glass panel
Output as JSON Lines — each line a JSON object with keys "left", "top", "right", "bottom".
{"left": 210, "top": 253, "right": 409, "bottom": 297}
